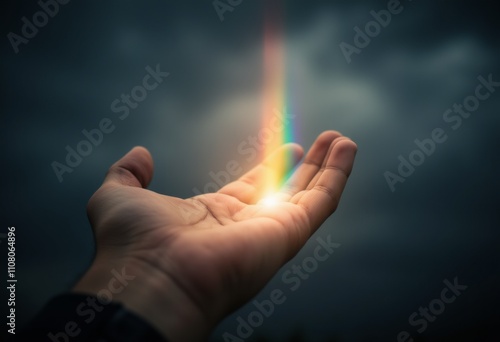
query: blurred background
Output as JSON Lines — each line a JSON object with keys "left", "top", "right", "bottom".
{"left": 1, "top": 0, "right": 499, "bottom": 341}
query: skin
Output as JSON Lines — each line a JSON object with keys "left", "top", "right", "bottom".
{"left": 73, "top": 130, "right": 357, "bottom": 341}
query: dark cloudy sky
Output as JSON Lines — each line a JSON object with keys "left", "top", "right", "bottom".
{"left": 1, "top": 0, "right": 499, "bottom": 341}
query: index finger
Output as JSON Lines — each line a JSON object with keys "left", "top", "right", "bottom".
{"left": 292, "top": 138, "right": 357, "bottom": 232}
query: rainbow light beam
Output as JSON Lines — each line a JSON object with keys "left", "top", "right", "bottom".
{"left": 259, "top": 1, "right": 296, "bottom": 204}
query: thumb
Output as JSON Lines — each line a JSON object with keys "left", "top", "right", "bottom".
{"left": 103, "top": 146, "right": 154, "bottom": 188}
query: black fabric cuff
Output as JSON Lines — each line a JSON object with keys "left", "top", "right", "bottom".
{"left": 18, "top": 293, "right": 166, "bottom": 342}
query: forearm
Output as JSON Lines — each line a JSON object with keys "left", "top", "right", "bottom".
{"left": 72, "top": 254, "right": 212, "bottom": 342}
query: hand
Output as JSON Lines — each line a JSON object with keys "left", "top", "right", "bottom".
{"left": 73, "top": 131, "right": 357, "bottom": 341}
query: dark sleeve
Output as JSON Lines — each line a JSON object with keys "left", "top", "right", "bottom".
{"left": 19, "top": 293, "right": 166, "bottom": 342}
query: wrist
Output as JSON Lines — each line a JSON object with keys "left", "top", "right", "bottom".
{"left": 73, "top": 253, "right": 212, "bottom": 341}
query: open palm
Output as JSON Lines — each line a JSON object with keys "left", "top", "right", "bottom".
{"left": 78, "top": 130, "right": 357, "bottom": 340}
